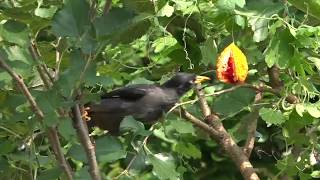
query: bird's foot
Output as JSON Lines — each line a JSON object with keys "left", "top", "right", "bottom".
{"left": 82, "top": 107, "right": 91, "bottom": 121}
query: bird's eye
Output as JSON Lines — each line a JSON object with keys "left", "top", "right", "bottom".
{"left": 189, "top": 80, "right": 195, "bottom": 84}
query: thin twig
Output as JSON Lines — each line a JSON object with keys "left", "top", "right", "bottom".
{"left": 195, "top": 84, "right": 211, "bottom": 116}
{"left": 115, "top": 134, "right": 151, "bottom": 179}
{"left": 29, "top": 46, "right": 52, "bottom": 89}
{"left": 31, "top": 40, "right": 68, "bottom": 116}
{"left": 168, "top": 83, "right": 281, "bottom": 114}
{"left": 0, "top": 56, "right": 74, "bottom": 180}
{"left": 29, "top": 42, "right": 54, "bottom": 85}
{"left": 72, "top": 105, "right": 101, "bottom": 180}
{"left": 54, "top": 37, "right": 63, "bottom": 81}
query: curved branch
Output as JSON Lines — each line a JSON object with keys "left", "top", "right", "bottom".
{"left": 0, "top": 56, "right": 73, "bottom": 180}
{"left": 177, "top": 109, "right": 260, "bottom": 180}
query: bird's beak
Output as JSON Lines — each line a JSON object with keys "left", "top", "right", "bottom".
{"left": 194, "top": 75, "right": 211, "bottom": 84}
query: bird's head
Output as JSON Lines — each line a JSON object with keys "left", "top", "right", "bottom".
{"left": 162, "top": 73, "right": 210, "bottom": 96}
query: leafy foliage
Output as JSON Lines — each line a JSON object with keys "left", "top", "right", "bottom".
{"left": 0, "top": 0, "right": 320, "bottom": 179}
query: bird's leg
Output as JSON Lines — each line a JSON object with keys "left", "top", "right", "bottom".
{"left": 82, "top": 107, "right": 91, "bottom": 121}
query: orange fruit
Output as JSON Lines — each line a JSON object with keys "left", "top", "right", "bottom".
{"left": 216, "top": 43, "right": 248, "bottom": 84}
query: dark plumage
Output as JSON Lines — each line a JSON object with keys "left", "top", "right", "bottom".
{"left": 87, "top": 73, "right": 210, "bottom": 134}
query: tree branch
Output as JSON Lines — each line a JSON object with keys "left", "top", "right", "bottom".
{"left": 71, "top": 105, "right": 101, "bottom": 180}
{"left": 205, "top": 114, "right": 260, "bottom": 180}
{"left": 267, "top": 65, "right": 299, "bottom": 104}
{"left": 30, "top": 40, "right": 101, "bottom": 179}
{"left": 29, "top": 42, "right": 54, "bottom": 84}
{"left": 103, "top": 0, "right": 112, "bottom": 15}
{"left": 195, "top": 84, "right": 211, "bottom": 116}
{"left": 0, "top": 56, "right": 73, "bottom": 180}
{"left": 177, "top": 85, "right": 261, "bottom": 179}
{"left": 69, "top": 54, "right": 101, "bottom": 179}
{"left": 177, "top": 109, "right": 260, "bottom": 180}
{"left": 243, "top": 92, "right": 262, "bottom": 157}
{"left": 54, "top": 37, "right": 64, "bottom": 81}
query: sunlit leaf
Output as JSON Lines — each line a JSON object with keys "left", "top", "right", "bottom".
{"left": 148, "top": 153, "right": 180, "bottom": 180}
{"left": 259, "top": 107, "right": 286, "bottom": 125}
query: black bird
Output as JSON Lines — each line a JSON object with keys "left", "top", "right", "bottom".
{"left": 86, "top": 73, "right": 210, "bottom": 134}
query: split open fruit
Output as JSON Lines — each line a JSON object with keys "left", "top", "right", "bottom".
{"left": 216, "top": 43, "right": 248, "bottom": 84}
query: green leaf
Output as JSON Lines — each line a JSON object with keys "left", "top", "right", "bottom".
{"left": 0, "top": 156, "right": 9, "bottom": 173}
{"left": 152, "top": 36, "right": 178, "bottom": 53}
{"left": 216, "top": 0, "right": 245, "bottom": 11}
{"left": 119, "top": 116, "right": 151, "bottom": 136}
{"left": 68, "top": 144, "right": 87, "bottom": 162}
{"left": 288, "top": 0, "right": 320, "bottom": 21}
{"left": 123, "top": 0, "right": 155, "bottom": 14}
{"left": 213, "top": 88, "right": 256, "bottom": 116}
{"left": 75, "top": 167, "right": 91, "bottom": 180}
{"left": 148, "top": 153, "right": 180, "bottom": 180}
{"left": 169, "top": 119, "right": 195, "bottom": 134}
{"left": 0, "top": 140, "right": 16, "bottom": 155}
{"left": 200, "top": 37, "right": 217, "bottom": 65}
{"left": 295, "top": 103, "right": 305, "bottom": 117}
{"left": 38, "top": 167, "right": 62, "bottom": 180}
{"left": 259, "top": 108, "right": 286, "bottom": 125}
{"left": 0, "top": 20, "right": 29, "bottom": 46}
{"left": 58, "top": 118, "right": 76, "bottom": 141}
{"left": 235, "top": 15, "right": 246, "bottom": 29}
{"left": 94, "top": 8, "right": 151, "bottom": 44}
{"left": 239, "top": 1, "right": 283, "bottom": 42}
{"left": 158, "top": 3, "right": 175, "bottom": 17}
{"left": 305, "top": 104, "right": 320, "bottom": 118}
{"left": 173, "top": 0, "right": 198, "bottom": 15}
{"left": 95, "top": 136, "right": 127, "bottom": 163}
{"left": 173, "top": 142, "right": 201, "bottom": 159}
{"left": 308, "top": 57, "right": 320, "bottom": 71}
{"left": 51, "top": 0, "right": 90, "bottom": 37}
{"left": 311, "top": 171, "right": 320, "bottom": 178}
{"left": 35, "top": 6, "right": 57, "bottom": 19}
{"left": 265, "top": 29, "right": 294, "bottom": 68}
{"left": 94, "top": 8, "right": 136, "bottom": 37}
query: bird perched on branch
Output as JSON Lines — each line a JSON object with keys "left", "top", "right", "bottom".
{"left": 86, "top": 73, "right": 210, "bottom": 134}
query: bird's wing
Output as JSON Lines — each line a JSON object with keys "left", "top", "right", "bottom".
{"left": 101, "top": 84, "right": 155, "bottom": 100}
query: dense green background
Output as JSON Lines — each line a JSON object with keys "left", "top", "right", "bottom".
{"left": 0, "top": 0, "right": 320, "bottom": 179}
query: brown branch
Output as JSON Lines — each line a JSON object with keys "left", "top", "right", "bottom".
{"left": 29, "top": 42, "right": 54, "bottom": 85}
{"left": 31, "top": 39, "right": 101, "bottom": 179}
{"left": 177, "top": 109, "right": 259, "bottom": 180}
{"left": 103, "top": 0, "right": 112, "bottom": 16}
{"left": 181, "top": 85, "right": 261, "bottom": 179}
{"left": 72, "top": 105, "right": 101, "bottom": 180}
{"left": 176, "top": 109, "right": 220, "bottom": 137}
{"left": 205, "top": 114, "right": 260, "bottom": 180}
{"left": 267, "top": 65, "right": 299, "bottom": 104}
{"left": 195, "top": 84, "right": 211, "bottom": 116}
{"left": 54, "top": 37, "right": 63, "bottom": 81}
{"left": 243, "top": 92, "right": 262, "bottom": 157}
{"left": 243, "top": 117, "right": 257, "bottom": 158}
{"left": 67, "top": 52, "right": 101, "bottom": 179}
{"left": 267, "top": 65, "right": 283, "bottom": 90}
{"left": 29, "top": 42, "right": 68, "bottom": 117}
{"left": 0, "top": 56, "right": 73, "bottom": 180}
